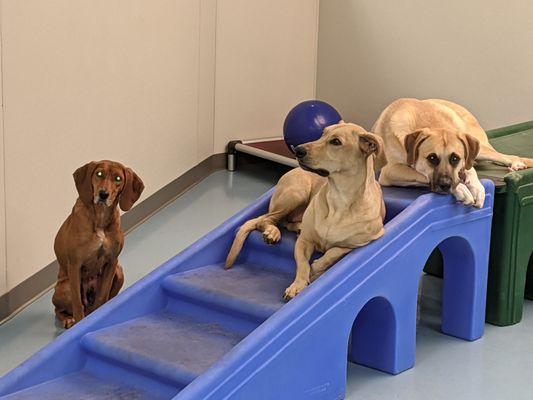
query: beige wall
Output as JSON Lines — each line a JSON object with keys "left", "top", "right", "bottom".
{"left": 197, "top": 0, "right": 217, "bottom": 161}
{"left": 213, "top": 0, "right": 319, "bottom": 152}
{"left": 316, "top": 0, "right": 533, "bottom": 131}
{"left": 0, "top": 0, "right": 319, "bottom": 294}
{"left": 1, "top": 0, "right": 204, "bottom": 291}
{"left": 0, "top": 9, "right": 6, "bottom": 294}
{"left": 0, "top": 109, "right": 5, "bottom": 295}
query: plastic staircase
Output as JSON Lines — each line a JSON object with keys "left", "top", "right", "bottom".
{"left": 0, "top": 183, "right": 494, "bottom": 400}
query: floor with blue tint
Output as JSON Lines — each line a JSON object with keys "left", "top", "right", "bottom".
{"left": 0, "top": 164, "right": 532, "bottom": 399}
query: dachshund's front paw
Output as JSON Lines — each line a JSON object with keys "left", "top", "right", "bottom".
{"left": 284, "top": 280, "right": 308, "bottom": 301}
{"left": 63, "top": 317, "right": 76, "bottom": 329}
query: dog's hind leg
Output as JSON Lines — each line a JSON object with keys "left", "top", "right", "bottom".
{"left": 477, "top": 144, "right": 533, "bottom": 170}
{"left": 52, "top": 278, "right": 76, "bottom": 329}
{"left": 258, "top": 188, "right": 309, "bottom": 244}
{"left": 226, "top": 168, "right": 318, "bottom": 269}
{"left": 284, "top": 221, "right": 301, "bottom": 234}
{"left": 94, "top": 261, "right": 122, "bottom": 309}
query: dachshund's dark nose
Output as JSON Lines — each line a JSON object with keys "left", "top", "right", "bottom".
{"left": 294, "top": 146, "right": 307, "bottom": 159}
{"left": 99, "top": 190, "right": 109, "bottom": 201}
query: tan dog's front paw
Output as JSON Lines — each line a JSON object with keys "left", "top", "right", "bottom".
{"left": 263, "top": 226, "right": 281, "bottom": 244}
{"left": 510, "top": 160, "right": 527, "bottom": 171}
{"left": 451, "top": 183, "right": 475, "bottom": 206}
{"left": 284, "top": 280, "right": 308, "bottom": 300}
{"left": 466, "top": 181, "right": 486, "bottom": 208}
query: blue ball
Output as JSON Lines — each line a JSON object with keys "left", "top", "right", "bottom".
{"left": 283, "top": 100, "right": 342, "bottom": 153}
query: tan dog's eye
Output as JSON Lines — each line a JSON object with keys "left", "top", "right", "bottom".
{"left": 329, "top": 138, "right": 342, "bottom": 146}
{"left": 426, "top": 153, "right": 440, "bottom": 166}
{"left": 115, "top": 176, "right": 122, "bottom": 183}
{"left": 96, "top": 171, "right": 104, "bottom": 178}
{"left": 449, "top": 153, "right": 460, "bottom": 166}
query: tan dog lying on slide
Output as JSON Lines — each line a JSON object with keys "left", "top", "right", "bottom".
{"left": 52, "top": 160, "right": 144, "bottom": 328}
{"left": 226, "top": 123, "right": 387, "bottom": 300}
{"left": 373, "top": 98, "right": 533, "bottom": 208}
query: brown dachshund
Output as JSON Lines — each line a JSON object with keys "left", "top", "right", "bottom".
{"left": 52, "top": 160, "right": 144, "bottom": 328}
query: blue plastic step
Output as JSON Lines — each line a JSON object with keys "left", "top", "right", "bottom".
{"left": 162, "top": 263, "right": 293, "bottom": 322}
{"left": 244, "top": 229, "right": 297, "bottom": 254}
{"left": 1, "top": 370, "right": 165, "bottom": 400}
{"left": 237, "top": 231, "right": 298, "bottom": 271}
{"left": 81, "top": 310, "right": 246, "bottom": 388}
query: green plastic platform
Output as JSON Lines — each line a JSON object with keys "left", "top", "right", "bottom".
{"left": 425, "top": 121, "right": 533, "bottom": 326}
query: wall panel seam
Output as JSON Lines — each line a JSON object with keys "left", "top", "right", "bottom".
{"left": 212, "top": 0, "right": 218, "bottom": 154}
{"left": 0, "top": 0, "right": 7, "bottom": 294}
{"left": 312, "top": 0, "right": 320, "bottom": 98}
{"left": 196, "top": 1, "right": 202, "bottom": 162}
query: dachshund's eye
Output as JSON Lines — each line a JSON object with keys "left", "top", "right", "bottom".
{"left": 96, "top": 171, "right": 104, "bottom": 178}
{"left": 115, "top": 176, "right": 122, "bottom": 183}
{"left": 449, "top": 153, "right": 460, "bottom": 166}
{"left": 426, "top": 153, "right": 440, "bottom": 166}
{"left": 329, "top": 138, "right": 342, "bottom": 146}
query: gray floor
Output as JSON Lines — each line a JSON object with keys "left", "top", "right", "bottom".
{"left": 0, "top": 165, "right": 532, "bottom": 399}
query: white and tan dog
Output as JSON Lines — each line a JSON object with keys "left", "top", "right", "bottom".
{"left": 373, "top": 98, "right": 533, "bottom": 208}
{"left": 225, "top": 123, "right": 386, "bottom": 300}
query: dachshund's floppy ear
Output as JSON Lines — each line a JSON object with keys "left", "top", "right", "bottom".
{"left": 404, "top": 128, "right": 430, "bottom": 166}
{"left": 359, "top": 132, "right": 387, "bottom": 171}
{"left": 119, "top": 168, "right": 145, "bottom": 211}
{"left": 73, "top": 161, "right": 97, "bottom": 205}
{"left": 460, "top": 133, "right": 480, "bottom": 170}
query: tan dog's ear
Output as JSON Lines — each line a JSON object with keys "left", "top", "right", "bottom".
{"left": 460, "top": 133, "right": 480, "bottom": 170}
{"left": 359, "top": 132, "right": 387, "bottom": 171}
{"left": 404, "top": 129, "right": 429, "bottom": 166}
{"left": 119, "top": 168, "right": 145, "bottom": 211}
{"left": 73, "top": 161, "right": 97, "bottom": 205}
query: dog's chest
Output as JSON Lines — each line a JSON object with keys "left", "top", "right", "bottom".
{"left": 85, "top": 229, "right": 120, "bottom": 266}
{"left": 313, "top": 216, "right": 354, "bottom": 245}
{"left": 96, "top": 228, "right": 105, "bottom": 245}
{"left": 310, "top": 208, "right": 378, "bottom": 250}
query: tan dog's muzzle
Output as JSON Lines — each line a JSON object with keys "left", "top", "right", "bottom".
{"left": 294, "top": 144, "right": 330, "bottom": 177}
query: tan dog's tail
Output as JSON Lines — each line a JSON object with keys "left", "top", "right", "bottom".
{"left": 225, "top": 216, "right": 262, "bottom": 269}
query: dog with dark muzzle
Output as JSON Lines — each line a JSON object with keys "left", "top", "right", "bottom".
{"left": 372, "top": 98, "right": 533, "bottom": 208}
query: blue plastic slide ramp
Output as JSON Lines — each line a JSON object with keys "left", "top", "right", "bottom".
{"left": 0, "top": 182, "right": 494, "bottom": 399}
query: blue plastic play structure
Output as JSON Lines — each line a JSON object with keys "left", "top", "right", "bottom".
{"left": 0, "top": 182, "right": 494, "bottom": 400}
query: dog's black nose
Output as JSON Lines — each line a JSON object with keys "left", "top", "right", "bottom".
{"left": 437, "top": 176, "right": 452, "bottom": 192}
{"left": 439, "top": 183, "right": 451, "bottom": 192}
{"left": 99, "top": 190, "right": 109, "bottom": 200}
{"left": 294, "top": 146, "right": 307, "bottom": 159}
